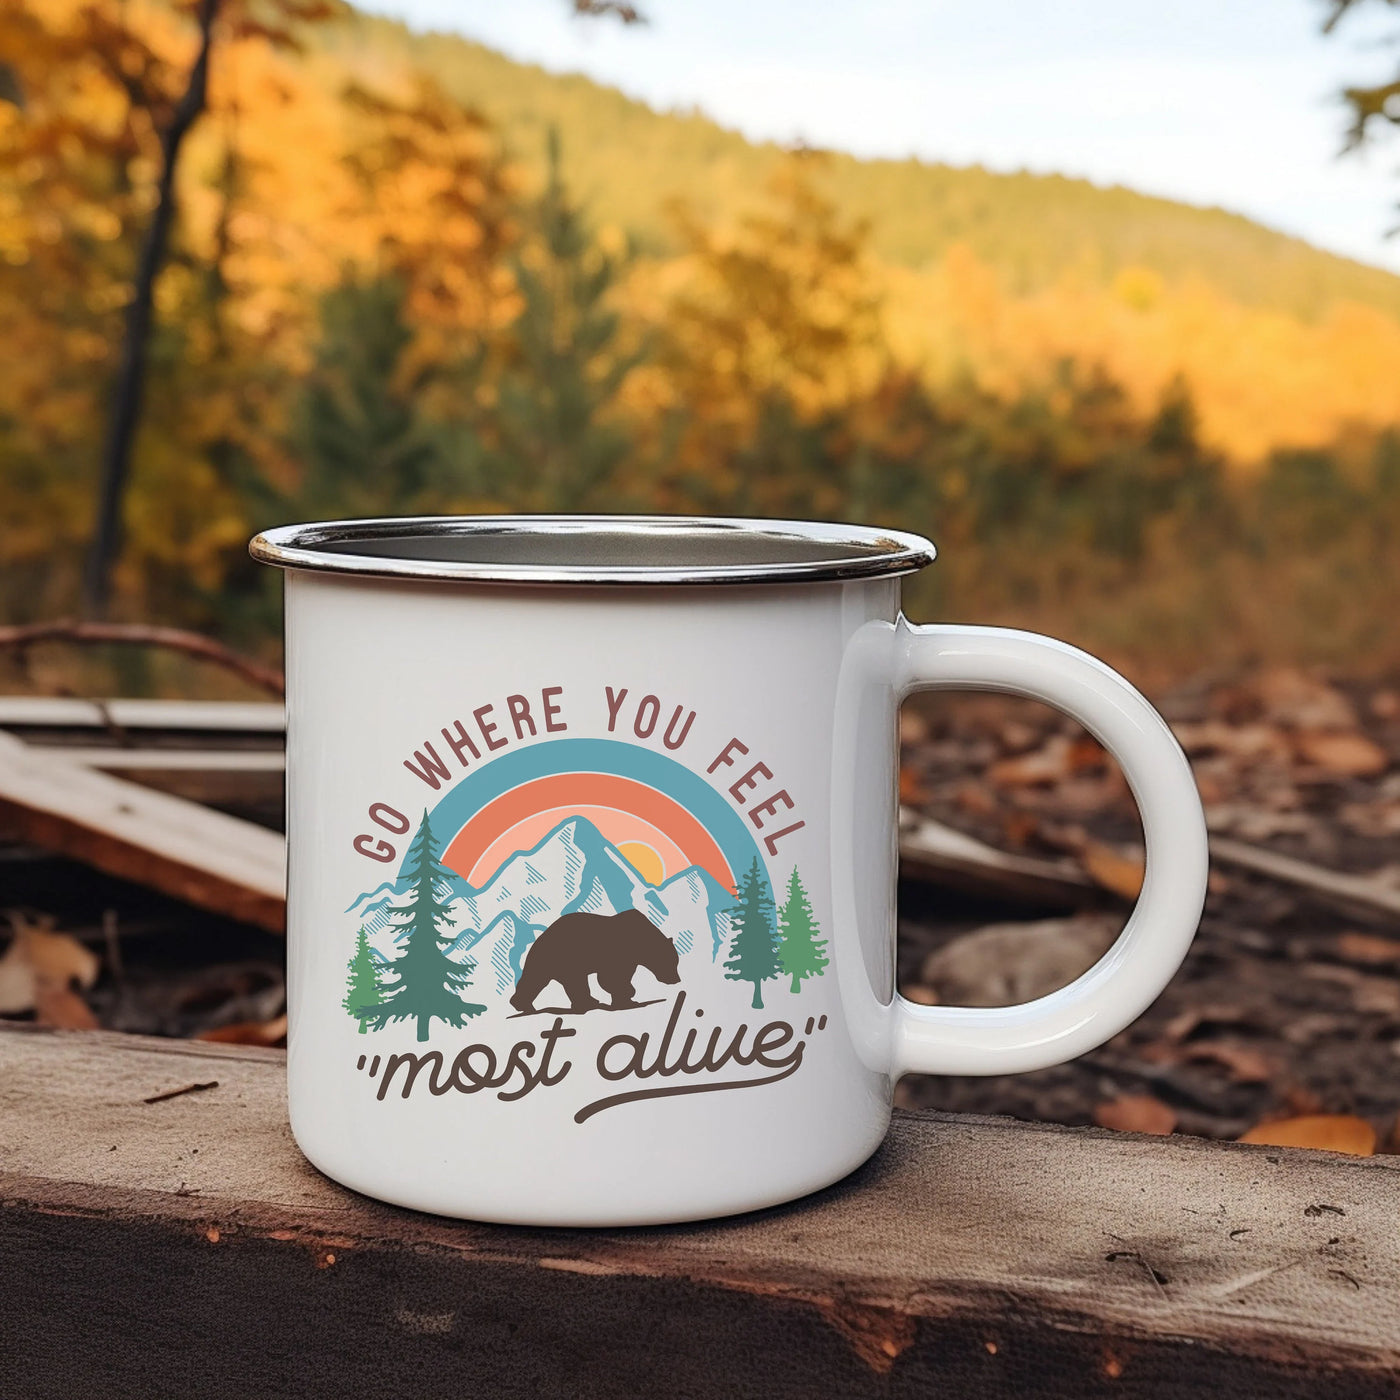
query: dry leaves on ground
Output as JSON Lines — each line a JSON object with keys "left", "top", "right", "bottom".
{"left": 197, "top": 1012, "right": 288, "bottom": 1047}
{"left": 1094, "top": 1095, "right": 1177, "bottom": 1135}
{"left": 1238, "top": 1115, "right": 1377, "bottom": 1156}
{"left": 1333, "top": 932, "right": 1400, "bottom": 966}
{"left": 1080, "top": 840, "right": 1146, "bottom": 901}
{"left": 0, "top": 911, "right": 100, "bottom": 1027}
{"left": 1292, "top": 730, "right": 1390, "bottom": 779}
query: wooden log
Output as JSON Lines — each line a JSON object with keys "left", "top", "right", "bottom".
{"left": 0, "top": 731, "right": 285, "bottom": 932}
{"left": 2, "top": 1025, "right": 1398, "bottom": 1398}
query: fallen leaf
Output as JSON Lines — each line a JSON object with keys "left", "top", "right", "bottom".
{"left": 988, "top": 735, "right": 1073, "bottom": 787}
{"left": 1066, "top": 735, "right": 1108, "bottom": 771}
{"left": 1081, "top": 841, "right": 1145, "bottom": 900}
{"left": 1293, "top": 730, "right": 1390, "bottom": 779}
{"left": 197, "top": 1012, "right": 287, "bottom": 1047}
{"left": 1283, "top": 1085, "right": 1326, "bottom": 1117}
{"left": 1252, "top": 669, "right": 1357, "bottom": 731}
{"left": 1239, "top": 1114, "right": 1376, "bottom": 1156}
{"left": 953, "top": 781, "right": 998, "bottom": 818}
{"left": 1334, "top": 932, "right": 1400, "bottom": 965}
{"left": 1205, "top": 804, "right": 1316, "bottom": 840}
{"left": 20, "top": 925, "right": 100, "bottom": 991}
{"left": 1094, "top": 1095, "right": 1177, "bottom": 1135}
{"left": 898, "top": 765, "right": 929, "bottom": 806}
{"left": 1353, "top": 979, "right": 1400, "bottom": 1016}
{"left": 1180, "top": 1041, "right": 1273, "bottom": 1083}
{"left": 1161, "top": 1004, "right": 1252, "bottom": 1043}
{"left": 901, "top": 984, "right": 939, "bottom": 1006}
{"left": 1339, "top": 801, "right": 1400, "bottom": 838}
{"left": 34, "top": 982, "right": 98, "bottom": 1030}
{"left": 0, "top": 913, "right": 101, "bottom": 1018}
{"left": 1000, "top": 809, "right": 1041, "bottom": 848}
{"left": 1370, "top": 690, "right": 1400, "bottom": 722}
{"left": 899, "top": 709, "right": 930, "bottom": 745}
{"left": 1172, "top": 720, "right": 1290, "bottom": 763}
{"left": 0, "top": 939, "right": 37, "bottom": 1015}
{"left": 997, "top": 719, "right": 1039, "bottom": 753}
{"left": 1281, "top": 1013, "right": 1344, "bottom": 1047}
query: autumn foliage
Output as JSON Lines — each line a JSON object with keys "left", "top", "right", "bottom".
{"left": 2, "top": 0, "right": 1400, "bottom": 686}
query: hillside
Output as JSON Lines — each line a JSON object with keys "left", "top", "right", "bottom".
{"left": 325, "top": 11, "right": 1400, "bottom": 326}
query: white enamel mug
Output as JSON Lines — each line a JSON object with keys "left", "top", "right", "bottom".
{"left": 251, "top": 516, "right": 1208, "bottom": 1226}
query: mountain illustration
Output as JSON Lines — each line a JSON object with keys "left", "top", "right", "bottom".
{"left": 347, "top": 816, "right": 738, "bottom": 992}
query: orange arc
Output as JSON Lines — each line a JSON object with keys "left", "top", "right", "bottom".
{"left": 442, "top": 772, "right": 735, "bottom": 892}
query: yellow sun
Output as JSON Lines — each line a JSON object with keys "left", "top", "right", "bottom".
{"left": 617, "top": 840, "right": 665, "bottom": 886}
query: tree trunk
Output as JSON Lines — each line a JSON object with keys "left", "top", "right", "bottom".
{"left": 750, "top": 983, "right": 763, "bottom": 1010}
{"left": 82, "top": 0, "right": 220, "bottom": 618}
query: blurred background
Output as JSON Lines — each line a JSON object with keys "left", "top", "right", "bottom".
{"left": 4, "top": 0, "right": 1400, "bottom": 687}
{"left": 3, "top": 0, "right": 1400, "bottom": 1150}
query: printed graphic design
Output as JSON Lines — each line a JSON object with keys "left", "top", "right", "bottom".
{"left": 341, "top": 693, "right": 829, "bottom": 1118}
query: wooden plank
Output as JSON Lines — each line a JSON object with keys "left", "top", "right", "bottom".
{"left": 40, "top": 747, "right": 285, "bottom": 771}
{"left": 2, "top": 1025, "right": 1398, "bottom": 1398}
{"left": 899, "top": 807, "right": 1098, "bottom": 908}
{"left": 0, "top": 696, "right": 285, "bottom": 732}
{"left": 0, "top": 731, "right": 285, "bottom": 932}
{"left": 33, "top": 748, "right": 287, "bottom": 815}
{"left": 1211, "top": 834, "right": 1400, "bottom": 923}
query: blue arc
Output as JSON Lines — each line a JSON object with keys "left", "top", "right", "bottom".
{"left": 422, "top": 738, "right": 769, "bottom": 893}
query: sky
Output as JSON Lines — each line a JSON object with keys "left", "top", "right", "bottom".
{"left": 362, "top": 0, "right": 1400, "bottom": 273}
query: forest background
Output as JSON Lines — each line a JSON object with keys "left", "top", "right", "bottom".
{"left": 4, "top": 0, "right": 1400, "bottom": 696}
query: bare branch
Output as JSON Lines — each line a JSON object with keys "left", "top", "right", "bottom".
{"left": 0, "top": 621, "right": 285, "bottom": 698}
{"left": 572, "top": 0, "right": 646, "bottom": 23}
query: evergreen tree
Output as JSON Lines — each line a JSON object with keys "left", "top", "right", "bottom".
{"left": 724, "top": 858, "right": 781, "bottom": 1010}
{"left": 357, "top": 813, "right": 484, "bottom": 1042}
{"left": 777, "top": 869, "right": 827, "bottom": 993}
{"left": 470, "top": 128, "right": 641, "bottom": 511}
{"left": 290, "top": 276, "right": 446, "bottom": 521}
{"left": 342, "top": 926, "right": 382, "bottom": 1033}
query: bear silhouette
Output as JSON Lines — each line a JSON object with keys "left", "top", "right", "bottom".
{"left": 510, "top": 909, "right": 680, "bottom": 1015}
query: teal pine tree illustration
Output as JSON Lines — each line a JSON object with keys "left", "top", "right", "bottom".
{"left": 342, "top": 926, "right": 383, "bottom": 1033}
{"left": 357, "top": 812, "right": 485, "bottom": 1042}
{"left": 724, "top": 858, "right": 781, "bottom": 1009}
{"left": 777, "top": 869, "right": 828, "bottom": 993}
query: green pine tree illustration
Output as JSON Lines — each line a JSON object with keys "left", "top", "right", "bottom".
{"left": 777, "top": 869, "right": 828, "bottom": 993}
{"left": 342, "top": 926, "right": 383, "bottom": 1033}
{"left": 357, "top": 812, "right": 485, "bottom": 1042}
{"left": 724, "top": 857, "right": 781, "bottom": 1010}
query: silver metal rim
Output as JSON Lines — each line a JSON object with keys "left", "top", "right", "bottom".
{"left": 248, "top": 515, "right": 937, "bottom": 586}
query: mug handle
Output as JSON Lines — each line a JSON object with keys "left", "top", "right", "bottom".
{"left": 889, "top": 621, "right": 1208, "bottom": 1079}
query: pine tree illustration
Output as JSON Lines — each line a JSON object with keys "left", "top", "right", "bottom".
{"left": 357, "top": 812, "right": 485, "bottom": 1042}
{"left": 342, "top": 926, "right": 383, "bottom": 1033}
{"left": 777, "top": 869, "right": 828, "bottom": 993}
{"left": 724, "top": 857, "right": 781, "bottom": 1009}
